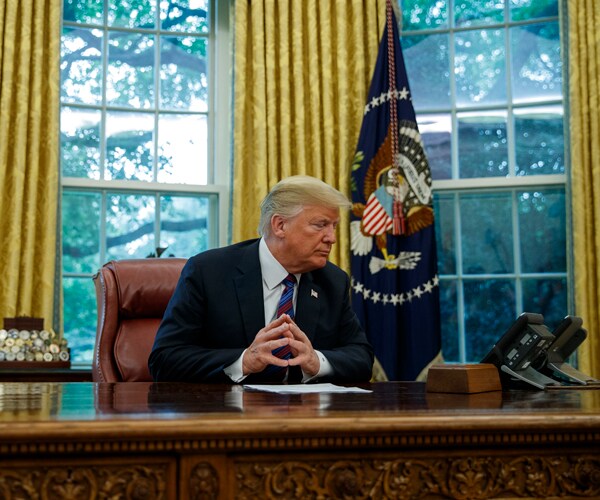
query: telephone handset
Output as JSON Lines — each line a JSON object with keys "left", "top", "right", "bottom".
{"left": 481, "top": 312, "right": 559, "bottom": 389}
{"left": 481, "top": 313, "right": 597, "bottom": 389}
{"left": 543, "top": 315, "right": 599, "bottom": 385}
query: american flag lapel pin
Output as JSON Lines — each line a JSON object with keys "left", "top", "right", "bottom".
{"left": 311, "top": 289, "right": 318, "bottom": 298}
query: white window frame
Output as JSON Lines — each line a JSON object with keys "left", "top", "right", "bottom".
{"left": 60, "top": 0, "right": 232, "bottom": 366}
{"left": 403, "top": 2, "right": 570, "bottom": 363}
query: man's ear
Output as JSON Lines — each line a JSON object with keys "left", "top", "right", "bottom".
{"left": 270, "top": 214, "right": 287, "bottom": 238}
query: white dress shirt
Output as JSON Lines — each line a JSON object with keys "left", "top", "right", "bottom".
{"left": 224, "top": 238, "right": 333, "bottom": 383}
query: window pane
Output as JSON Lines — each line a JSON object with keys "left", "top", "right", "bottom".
{"left": 106, "top": 193, "right": 156, "bottom": 259}
{"left": 454, "top": 0, "right": 505, "bottom": 28}
{"left": 464, "top": 279, "right": 516, "bottom": 362}
{"left": 63, "top": 0, "right": 103, "bottom": 25}
{"left": 434, "top": 193, "right": 456, "bottom": 275}
{"left": 511, "top": 22, "right": 562, "bottom": 104}
{"left": 460, "top": 192, "right": 513, "bottom": 274}
{"left": 63, "top": 277, "right": 97, "bottom": 364}
{"left": 61, "top": 107, "right": 101, "bottom": 179}
{"left": 109, "top": 0, "right": 157, "bottom": 29}
{"left": 440, "top": 280, "right": 459, "bottom": 361}
{"left": 161, "top": 0, "right": 209, "bottom": 33}
{"left": 510, "top": 0, "right": 558, "bottom": 22}
{"left": 401, "top": 0, "right": 448, "bottom": 30}
{"left": 458, "top": 111, "right": 508, "bottom": 178}
{"left": 106, "top": 111, "right": 154, "bottom": 181}
{"left": 455, "top": 28, "right": 506, "bottom": 107}
{"left": 107, "top": 33, "right": 155, "bottom": 109}
{"left": 419, "top": 114, "right": 451, "bottom": 180}
{"left": 515, "top": 105, "right": 564, "bottom": 176}
{"left": 160, "top": 195, "right": 210, "bottom": 257}
{"left": 62, "top": 192, "right": 101, "bottom": 273}
{"left": 61, "top": 27, "right": 103, "bottom": 106}
{"left": 157, "top": 114, "right": 207, "bottom": 184}
{"left": 160, "top": 36, "right": 208, "bottom": 111}
{"left": 522, "top": 278, "right": 567, "bottom": 328}
{"left": 403, "top": 33, "right": 450, "bottom": 110}
{"left": 519, "top": 189, "right": 566, "bottom": 273}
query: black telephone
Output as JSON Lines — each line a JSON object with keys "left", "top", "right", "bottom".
{"left": 541, "top": 315, "right": 599, "bottom": 385}
{"left": 482, "top": 313, "right": 599, "bottom": 389}
{"left": 481, "top": 312, "right": 559, "bottom": 389}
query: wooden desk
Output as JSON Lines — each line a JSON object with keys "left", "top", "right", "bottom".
{"left": 0, "top": 381, "right": 599, "bottom": 499}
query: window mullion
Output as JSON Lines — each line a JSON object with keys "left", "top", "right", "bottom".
{"left": 100, "top": 0, "right": 109, "bottom": 182}
{"left": 155, "top": 192, "right": 161, "bottom": 252}
{"left": 153, "top": 8, "right": 161, "bottom": 183}
{"left": 100, "top": 190, "right": 107, "bottom": 264}
{"left": 453, "top": 192, "right": 467, "bottom": 362}
{"left": 512, "top": 189, "right": 523, "bottom": 316}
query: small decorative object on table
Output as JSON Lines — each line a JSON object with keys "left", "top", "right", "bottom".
{"left": 0, "top": 317, "right": 70, "bottom": 368}
{"left": 426, "top": 363, "right": 501, "bottom": 394}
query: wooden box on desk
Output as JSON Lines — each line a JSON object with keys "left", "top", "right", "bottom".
{"left": 3, "top": 317, "right": 44, "bottom": 331}
{"left": 426, "top": 363, "right": 501, "bottom": 393}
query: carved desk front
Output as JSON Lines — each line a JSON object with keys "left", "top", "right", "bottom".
{"left": 0, "top": 381, "right": 598, "bottom": 499}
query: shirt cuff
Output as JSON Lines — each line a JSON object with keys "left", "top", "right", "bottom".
{"left": 224, "top": 349, "right": 248, "bottom": 383}
{"left": 302, "top": 350, "right": 332, "bottom": 383}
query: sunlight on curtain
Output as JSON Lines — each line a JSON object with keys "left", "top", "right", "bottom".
{"left": 569, "top": 0, "right": 600, "bottom": 377}
{"left": 232, "top": 0, "right": 387, "bottom": 271}
{"left": 0, "top": 0, "right": 61, "bottom": 329}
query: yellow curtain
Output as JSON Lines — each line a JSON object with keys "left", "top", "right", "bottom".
{"left": 569, "top": 0, "right": 600, "bottom": 377}
{"left": 0, "top": 0, "right": 61, "bottom": 329}
{"left": 232, "top": 0, "right": 387, "bottom": 271}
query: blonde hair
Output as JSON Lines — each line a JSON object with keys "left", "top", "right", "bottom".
{"left": 258, "top": 175, "right": 350, "bottom": 236}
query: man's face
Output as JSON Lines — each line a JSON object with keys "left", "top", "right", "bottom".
{"left": 276, "top": 205, "right": 340, "bottom": 273}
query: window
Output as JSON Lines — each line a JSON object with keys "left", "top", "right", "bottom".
{"left": 400, "top": 0, "right": 567, "bottom": 362}
{"left": 60, "top": 0, "right": 230, "bottom": 364}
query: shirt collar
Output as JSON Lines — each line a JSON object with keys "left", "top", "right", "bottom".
{"left": 259, "top": 238, "right": 300, "bottom": 290}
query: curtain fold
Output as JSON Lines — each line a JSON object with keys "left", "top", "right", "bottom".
{"left": 569, "top": 0, "right": 600, "bottom": 377}
{"left": 233, "top": 0, "right": 386, "bottom": 271}
{"left": 0, "top": 0, "right": 61, "bottom": 329}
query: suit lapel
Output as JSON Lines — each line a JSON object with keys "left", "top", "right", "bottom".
{"left": 234, "top": 242, "right": 266, "bottom": 345}
{"left": 296, "top": 272, "right": 321, "bottom": 342}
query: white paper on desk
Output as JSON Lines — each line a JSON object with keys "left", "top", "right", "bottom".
{"left": 243, "top": 383, "right": 371, "bottom": 394}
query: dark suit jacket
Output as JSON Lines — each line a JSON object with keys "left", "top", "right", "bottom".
{"left": 148, "top": 239, "right": 374, "bottom": 383}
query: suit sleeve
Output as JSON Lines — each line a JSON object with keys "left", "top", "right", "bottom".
{"left": 148, "top": 259, "right": 243, "bottom": 382}
{"left": 311, "top": 272, "right": 374, "bottom": 384}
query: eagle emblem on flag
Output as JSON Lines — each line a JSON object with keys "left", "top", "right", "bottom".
{"left": 350, "top": 119, "right": 434, "bottom": 275}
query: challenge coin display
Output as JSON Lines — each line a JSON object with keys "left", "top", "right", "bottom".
{"left": 0, "top": 317, "right": 71, "bottom": 368}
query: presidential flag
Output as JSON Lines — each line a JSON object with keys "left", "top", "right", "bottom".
{"left": 350, "top": 0, "right": 441, "bottom": 381}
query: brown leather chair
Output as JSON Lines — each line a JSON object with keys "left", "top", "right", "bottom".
{"left": 92, "top": 258, "right": 187, "bottom": 382}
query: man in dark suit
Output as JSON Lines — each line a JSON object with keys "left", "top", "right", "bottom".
{"left": 149, "top": 175, "right": 374, "bottom": 384}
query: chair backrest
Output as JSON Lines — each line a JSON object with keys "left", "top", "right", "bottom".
{"left": 92, "top": 258, "right": 186, "bottom": 382}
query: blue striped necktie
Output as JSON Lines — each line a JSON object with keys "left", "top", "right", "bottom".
{"left": 276, "top": 273, "right": 296, "bottom": 320}
{"left": 266, "top": 273, "right": 296, "bottom": 380}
